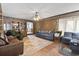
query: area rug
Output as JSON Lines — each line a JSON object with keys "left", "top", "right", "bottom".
{"left": 22, "top": 35, "right": 53, "bottom": 56}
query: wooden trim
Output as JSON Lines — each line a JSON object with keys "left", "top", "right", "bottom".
{"left": 41, "top": 10, "right": 79, "bottom": 20}
{"left": 3, "top": 16, "right": 34, "bottom": 22}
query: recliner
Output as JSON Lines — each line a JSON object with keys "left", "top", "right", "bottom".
{"left": 61, "top": 32, "right": 79, "bottom": 44}
{"left": 61, "top": 32, "right": 73, "bottom": 44}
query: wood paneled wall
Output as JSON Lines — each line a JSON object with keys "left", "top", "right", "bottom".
{"left": 34, "top": 11, "right": 79, "bottom": 33}
{"left": 0, "top": 4, "right": 3, "bottom": 33}
{"left": 35, "top": 17, "right": 58, "bottom": 32}
{"left": 3, "top": 16, "right": 35, "bottom": 35}
{"left": 39, "top": 19, "right": 58, "bottom": 31}
{"left": 3, "top": 16, "right": 26, "bottom": 24}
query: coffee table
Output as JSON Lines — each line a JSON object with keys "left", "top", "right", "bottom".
{"left": 70, "top": 39, "right": 79, "bottom": 54}
{"left": 59, "top": 39, "right": 79, "bottom": 56}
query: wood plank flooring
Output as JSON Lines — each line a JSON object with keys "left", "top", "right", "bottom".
{"left": 33, "top": 38, "right": 63, "bottom": 56}
{"left": 22, "top": 35, "right": 63, "bottom": 56}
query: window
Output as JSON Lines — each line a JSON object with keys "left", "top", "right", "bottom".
{"left": 76, "top": 20, "right": 79, "bottom": 32}
{"left": 66, "top": 20, "right": 74, "bottom": 32}
{"left": 59, "top": 16, "right": 79, "bottom": 32}
{"left": 59, "top": 19, "right": 66, "bottom": 32}
{"left": 4, "top": 23, "right": 12, "bottom": 31}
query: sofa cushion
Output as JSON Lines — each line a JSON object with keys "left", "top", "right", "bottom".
{"left": 39, "top": 32, "right": 48, "bottom": 34}
{"left": 63, "top": 37, "right": 72, "bottom": 40}
{"left": 64, "top": 32, "right": 72, "bottom": 37}
{"left": 0, "top": 39, "right": 6, "bottom": 46}
{"left": 72, "top": 33, "right": 79, "bottom": 39}
{"left": 9, "top": 38, "right": 19, "bottom": 44}
{"left": 36, "top": 32, "right": 54, "bottom": 41}
{"left": 7, "top": 36, "right": 15, "bottom": 42}
{"left": 0, "top": 37, "right": 9, "bottom": 44}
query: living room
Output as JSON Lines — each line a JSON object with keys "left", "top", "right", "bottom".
{"left": 0, "top": 3, "right": 79, "bottom": 56}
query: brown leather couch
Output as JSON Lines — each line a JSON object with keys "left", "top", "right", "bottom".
{"left": 0, "top": 38, "right": 24, "bottom": 56}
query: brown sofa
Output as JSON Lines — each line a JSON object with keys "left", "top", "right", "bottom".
{"left": 0, "top": 38, "right": 24, "bottom": 56}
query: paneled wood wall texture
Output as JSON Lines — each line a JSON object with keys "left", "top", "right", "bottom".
{"left": 35, "top": 10, "right": 79, "bottom": 33}
{"left": 3, "top": 16, "right": 26, "bottom": 24}
{"left": 0, "top": 4, "right": 3, "bottom": 33}
{"left": 3, "top": 16, "right": 35, "bottom": 35}
{"left": 0, "top": 4, "right": 2, "bottom": 18}
{"left": 35, "top": 17, "right": 59, "bottom": 32}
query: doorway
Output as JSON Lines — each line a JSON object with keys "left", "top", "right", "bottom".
{"left": 27, "top": 22, "right": 33, "bottom": 35}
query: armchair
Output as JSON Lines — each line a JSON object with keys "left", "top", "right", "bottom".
{"left": 61, "top": 32, "right": 73, "bottom": 44}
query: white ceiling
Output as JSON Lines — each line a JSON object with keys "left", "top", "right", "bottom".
{"left": 1, "top": 3, "right": 79, "bottom": 20}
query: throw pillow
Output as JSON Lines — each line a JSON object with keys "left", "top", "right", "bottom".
{"left": 0, "top": 39, "right": 6, "bottom": 46}
{"left": 7, "top": 36, "right": 15, "bottom": 42}
{"left": 0, "top": 37, "right": 9, "bottom": 44}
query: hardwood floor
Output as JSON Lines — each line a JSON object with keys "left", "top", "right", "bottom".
{"left": 33, "top": 38, "right": 62, "bottom": 56}
{"left": 22, "top": 35, "right": 63, "bottom": 56}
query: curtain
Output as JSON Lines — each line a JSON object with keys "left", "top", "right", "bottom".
{"left": 59, "top": 15, "right": 79, "bottom": 32}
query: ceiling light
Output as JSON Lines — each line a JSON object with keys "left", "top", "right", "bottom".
{"left": 34, "top": 12, "right": 40, "bottom": 21}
